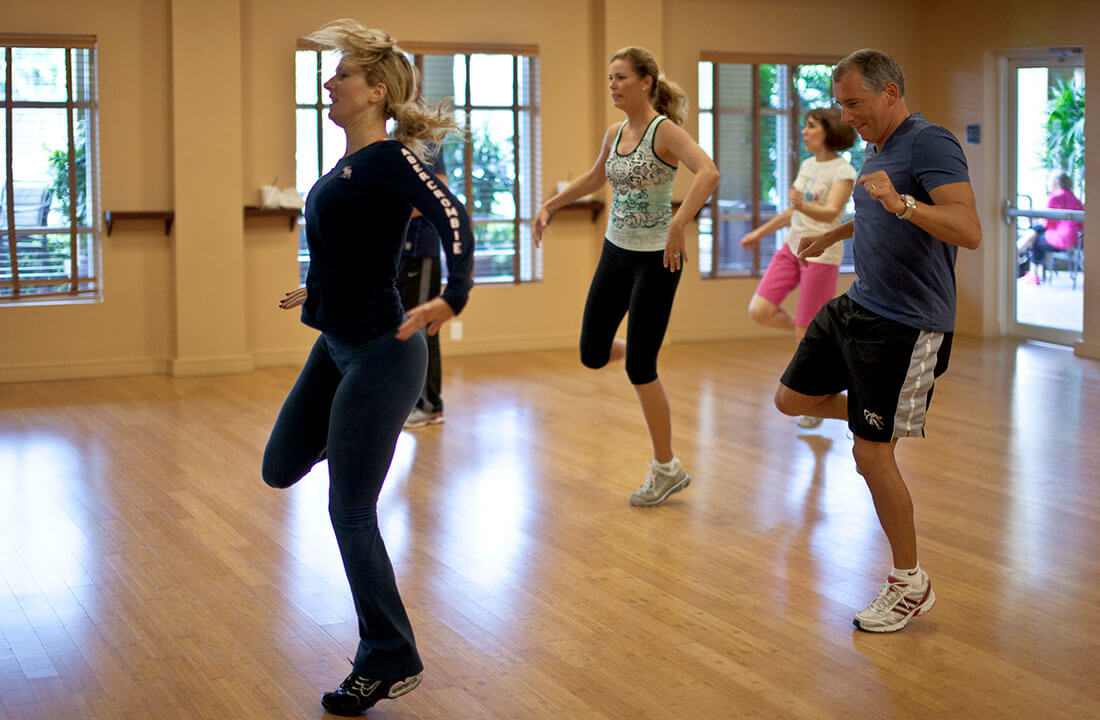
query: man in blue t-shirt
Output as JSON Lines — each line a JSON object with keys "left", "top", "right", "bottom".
{"left": 398, "top": 150, "right": 449, "bottom": 428}
{"left": 774, "top": 49, "right": 981, "bottom": 633}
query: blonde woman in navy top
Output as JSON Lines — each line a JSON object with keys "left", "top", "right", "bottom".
{"left": 263, "top": 19, "right": 473, "bottom": 716}
{"left": 534, "top": 47, "right": 719, "bottom": 506}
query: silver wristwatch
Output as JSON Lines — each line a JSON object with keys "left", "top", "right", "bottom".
{"left": 896, "top": 194, "right": 917, "bottom": 220}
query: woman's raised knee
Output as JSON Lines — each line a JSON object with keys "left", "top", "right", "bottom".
{"left": 748, "top": 302, "right": 772, "bottom": 325}
{"left": 579, "top": 347, "right": 610, "bottom": 370}
{"left": 261, "top": 452, "right": 309, "bottom": 489}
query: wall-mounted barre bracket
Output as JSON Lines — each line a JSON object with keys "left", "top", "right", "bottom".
{"left": 104, "top": 211, "right": 174, "bottom": 236}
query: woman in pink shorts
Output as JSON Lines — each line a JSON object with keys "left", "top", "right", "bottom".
{"left": 741, "top": 108, "right": 857, "bottom": 428}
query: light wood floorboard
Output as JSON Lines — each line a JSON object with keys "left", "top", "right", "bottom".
{"left": 0, "top": 337, "right": 1097, "bottom": 719}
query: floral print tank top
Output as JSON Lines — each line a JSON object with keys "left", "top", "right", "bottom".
{"left": 604, "top": 115, "right": 677, "bottom": 251}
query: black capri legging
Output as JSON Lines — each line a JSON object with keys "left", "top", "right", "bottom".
{"left": 580, "top": 239, "right": 682, "bottom": 385}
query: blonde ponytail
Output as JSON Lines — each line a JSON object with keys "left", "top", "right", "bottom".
{"left": 306, "top": 18, "right": 462, "bottom": 160}
{"left": 654, "top": 75, "right": 687, "bottom": 126}
{"left": 390, "top": 99, "right": 460, "bottom": 161}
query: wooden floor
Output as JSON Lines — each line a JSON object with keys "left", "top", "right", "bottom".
{"left": 1, "top": 337, "right": 1098, "bottom": 719}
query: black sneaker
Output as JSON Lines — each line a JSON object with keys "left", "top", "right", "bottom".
{"left": 320, "top": 671, "right": 422, "bottom": 716}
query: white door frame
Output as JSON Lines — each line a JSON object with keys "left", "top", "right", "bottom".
{"left": 1001, "top": 48, "right": 1085, "bottom": 345}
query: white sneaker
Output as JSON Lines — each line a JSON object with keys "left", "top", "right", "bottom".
{"left": 797, "top": 415, "right": 824, "bottom": 429}
{"left": 629, "top": 459, "right": 691, "bottom": 506}
{"left": 853, "top": 571, "right": 936, "bottom": 632}
{"left": 404, "top": 407, "right": 444, "bottom": 429}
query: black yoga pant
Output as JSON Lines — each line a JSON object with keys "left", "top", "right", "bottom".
{"left": 262, "top": 330, "right": 427, "bottom": 680}
{"left": 579, "top": 239, "right": 681, "bottom": 385}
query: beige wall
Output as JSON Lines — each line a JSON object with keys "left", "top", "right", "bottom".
{"left": 0, "top": 0, "right": 1096, "bottom": 381}
{"left": 0, "top": 0, "right": 175, "bottom": 380}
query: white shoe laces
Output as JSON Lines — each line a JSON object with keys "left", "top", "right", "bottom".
{"left": 637, "top": 465, "right": 660, "bottom": 494}
{"left": 868, "top": 578, "right": 917, "bottom": 613}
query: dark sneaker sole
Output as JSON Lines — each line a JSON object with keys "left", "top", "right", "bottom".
{"left": 322, "top": 673, "right": 423, "bottom": 716}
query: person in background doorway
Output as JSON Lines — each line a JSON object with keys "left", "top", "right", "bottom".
{"left": 1017, "top": 170, "right": 1084, "bottom": 284}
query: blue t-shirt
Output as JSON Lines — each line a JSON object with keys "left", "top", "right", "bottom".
{"left": 847, "top": 113, "right": 971, "bottom": 332}
{"left": 401, "top": 152, "right": 447, "bottom": 259}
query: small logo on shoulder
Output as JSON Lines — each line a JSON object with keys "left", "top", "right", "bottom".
{"left": 864, "top": 409, "right": 884, "bottom": 430}
{"left": 340, "top": 166, "right": 352, "bottom": 179}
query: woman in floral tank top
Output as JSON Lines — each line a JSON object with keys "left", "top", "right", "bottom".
{"left": 534, "top": 46, "right": 719, "bottom": 507}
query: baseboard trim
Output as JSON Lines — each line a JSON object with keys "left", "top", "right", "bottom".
{"left": 1074, "top": 340, "right": 1100, "bottom": 360}
{"left": 170, "top": 354, "right": 255, "bottom": 377}
{"left": 668, "top": 327, "right": 787, "bottom": 344}
{"left": 441, "top": 332, "right": 579, "bottom": 357}
{"left": 252, "top": 347, "right": 312, "bottom": 368}
{"left": 0, "top": 356, "right": 170, "bottom": 383}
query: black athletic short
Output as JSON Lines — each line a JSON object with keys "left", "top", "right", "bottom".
{"left": 780, "top": 295, "right": 953, "bottom": 442}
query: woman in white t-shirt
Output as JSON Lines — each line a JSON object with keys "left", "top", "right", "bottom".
{"left": 740, "top": 107, "right": 857, "bottom": 428}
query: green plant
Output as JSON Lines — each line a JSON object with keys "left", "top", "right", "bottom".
{"left": 45, "top": 121, "right": 88, "bottom": 226}
{"left": 46, "top": 144, "right": 87, "bottom": 225}
{"left": 436, "top": 124, "right": 520, "bottom": 281}
{"left": 1040, "top": 76, "right": 1085, "bottom": 195}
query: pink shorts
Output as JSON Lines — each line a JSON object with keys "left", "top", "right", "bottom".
{"left": 755, "top": 243, "right": 840, "bottom": 328}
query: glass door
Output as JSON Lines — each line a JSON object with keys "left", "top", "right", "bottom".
{"left": 1003, "top": 50, "right": 1085, "bottom": 344}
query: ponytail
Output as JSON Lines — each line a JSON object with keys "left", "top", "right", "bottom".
{"left": 390, "top": 99, "right": 462, "bottom": 162}
{"left": 654, "top": 75, "right": 687, "bottom": 126}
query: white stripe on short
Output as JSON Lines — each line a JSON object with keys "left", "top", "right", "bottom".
{"left": 893, "top": 331, "right": 944, "bottom": 438}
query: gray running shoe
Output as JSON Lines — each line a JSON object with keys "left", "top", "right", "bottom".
{"left": 629, "top": 459, "right": 691, "bottom": 506}
{"left": 404, "top": 407, "right": 444, "bottom": 429}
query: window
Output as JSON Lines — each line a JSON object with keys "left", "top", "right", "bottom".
{"left": 294, "top": 42, "right": 541, "bottom": 284}
{"left": 1, "top": 35, "right": 98, "bottom": 301}
{"left": 697, "top": 55, "right": 864, "bottom": 278}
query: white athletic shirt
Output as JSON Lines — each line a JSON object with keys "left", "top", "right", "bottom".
{"left": 788, "top": 156, "right": 857, "bottom": 265}
{"left": 604, "top": 115, "right": 677, "bottom": 252}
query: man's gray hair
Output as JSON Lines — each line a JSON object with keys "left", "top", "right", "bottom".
{"left": 833, "top": 49, "right": 906, "bottom": 97}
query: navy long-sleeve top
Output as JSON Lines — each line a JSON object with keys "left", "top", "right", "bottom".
{"left": 301, "top": 140, "right": 474, "bottom": 341}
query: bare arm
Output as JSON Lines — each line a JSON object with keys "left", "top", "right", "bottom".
{"left": 917, "top": 181, "right": 982, "bottom": 249}
{"left": 533, "top": 124, "right": 617, "bottom": 245}
{"left": 790, "top": 179, "right": 854, "bottom": 224}
{"left": 741, "top": 207, "right": 794, "bottom": 247}
{"left": 654, "top": 120, "right": 720, "bottom": 270}
{"left": 656, "top": 121, "right": 720, "bottom": 229}
{"left": 860, "top": 172, "right": 981, "bottom": 250}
